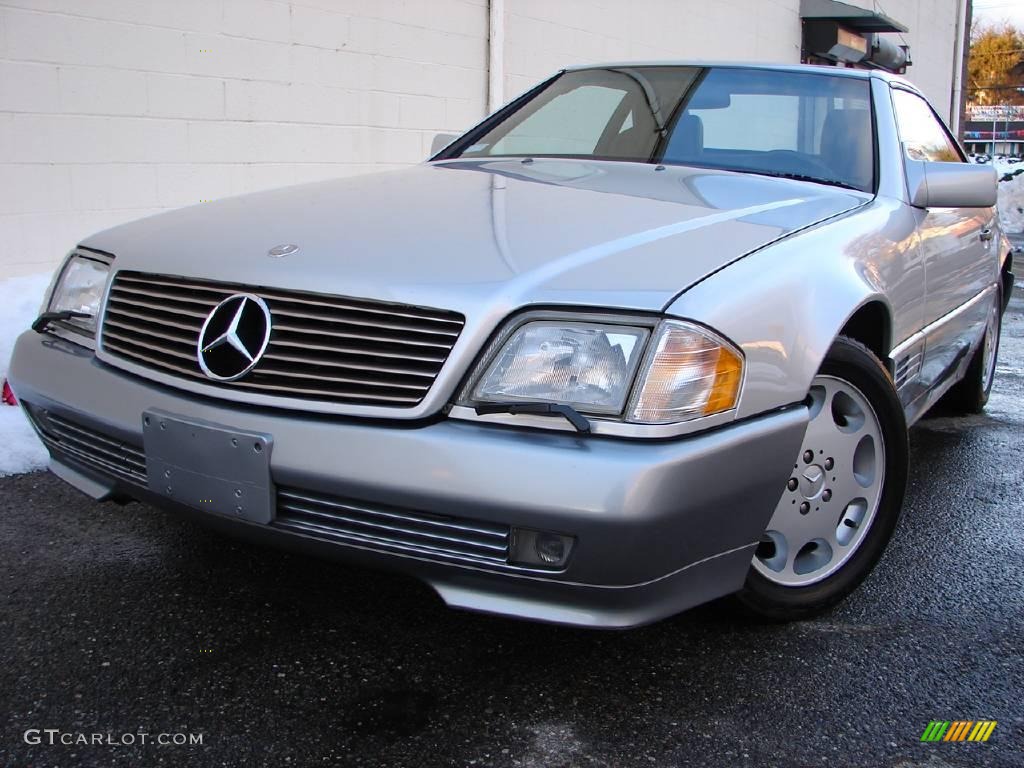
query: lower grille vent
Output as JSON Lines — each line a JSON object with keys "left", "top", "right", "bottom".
{"left": 28, "top": 408, "right": 147, "bottom": 486}
{"left": 275, "top": 486, "right": 511, "bottom": 565}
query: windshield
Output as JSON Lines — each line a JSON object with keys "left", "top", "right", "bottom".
{"left": 447, "top": 66, "right": 875, "bottom": 193}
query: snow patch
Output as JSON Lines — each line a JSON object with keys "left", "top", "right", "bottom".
{"left": 0, "top": 407, "right": 49, "bottom": 476}
{"left": 975, "top": 157, "right": 1024, "bottom": 234}
{"left": 1, "top": 272, "right": 53, "bottom": 476}
{"left": 997, "top": 172, "right": 1024, "bottom": 234}
{"left": 1, "top": 272, "right": 50, "bottom": 378}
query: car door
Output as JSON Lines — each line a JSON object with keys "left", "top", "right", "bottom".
{"left": 891, "top": 86, "right": 996, "bottom": 394}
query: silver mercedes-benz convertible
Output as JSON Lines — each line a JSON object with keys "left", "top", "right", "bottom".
{"left": 9, "top": 63, "right": 1013, "bottom": 627}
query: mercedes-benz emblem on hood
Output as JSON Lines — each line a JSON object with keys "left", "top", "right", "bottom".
{"left": 268, "top": 244, "right": 299, "bottom": 258}
{"left": 197, "top": 294, "right": 272, "bottom": 381}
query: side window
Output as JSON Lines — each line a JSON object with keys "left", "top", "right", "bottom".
{"left": 891, "top": 89, "right": 962, "bottom": 163}
{"left": 487, "top": 85, "right": 628, "bottom": 156}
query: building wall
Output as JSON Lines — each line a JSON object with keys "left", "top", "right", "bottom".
{"left": 872, "top": 0, "right": 962, "bottom": 119}
{"left": 0, "top": 0, "right": 960, "bottom": 276}
{"left": 502, "top": 0, "right": 803, "bottom": 101}
{"left": 501, "top": 0, "right": 960, "bottom": 114}
{"left": 0, "top": 0, "right": 490, "bottom": 276}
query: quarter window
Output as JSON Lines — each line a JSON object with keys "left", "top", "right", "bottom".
{"left": 891, "top": 89, "right": 962, "bottom": 163}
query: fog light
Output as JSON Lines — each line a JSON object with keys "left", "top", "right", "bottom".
{"left": 535, "top": 534, "right": 565, "bottom": 564}
{"left": 510, "top": 528, "right": 574, "bottom": 568}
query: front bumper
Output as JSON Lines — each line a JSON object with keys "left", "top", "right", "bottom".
{"left": 9, "top": 331, "right": 807, "bottom": 627}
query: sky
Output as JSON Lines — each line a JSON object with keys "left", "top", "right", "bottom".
{"left": 973, "top": 0, "right": 1024, "bottom": 28}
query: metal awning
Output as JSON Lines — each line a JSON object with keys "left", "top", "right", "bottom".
{"left": 800, "top": 0, "right": 909, "bottom": 33}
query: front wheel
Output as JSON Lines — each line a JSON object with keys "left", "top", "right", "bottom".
{"left": 735, "top": 337, "right": 909, "bottom": 621}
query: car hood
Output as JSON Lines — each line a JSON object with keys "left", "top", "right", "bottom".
{"left": 83, "top": 158, "right": 870, "bottom": 316}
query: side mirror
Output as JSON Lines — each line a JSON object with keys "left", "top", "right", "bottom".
{"left": 905, "top": 157, "right": 997, "bottom": 209}
{"left": 430, "top": 132, "right": 458, "bottom": 158}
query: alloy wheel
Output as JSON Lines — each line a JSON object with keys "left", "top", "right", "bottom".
{"left": 753, "top": 375, "right": 886, "bottom": 587}
{"left": 981, "top": 300, "right": 1000, "bottom": 393}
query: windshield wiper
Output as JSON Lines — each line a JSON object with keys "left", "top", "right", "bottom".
{"left": 32, "top": 310, "right": 91, "bottom": 334}
{"left": 474, "top": 402, "right": 592, "bottom": 433}
{"left": 740, "top": 169, "right": 861, "bottom": 191}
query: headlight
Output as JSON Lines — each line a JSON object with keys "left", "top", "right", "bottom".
{"left": 463, "top": 315, "right": 743, "bottom": 427}
{"left": 470, "top": 321, "right": 649, "bottom": 414}
{"left": 47, "top": 254, "right": 110, "bottom": 335}
{"left": 627, "top": 320, "right": 743, "bottom": 423}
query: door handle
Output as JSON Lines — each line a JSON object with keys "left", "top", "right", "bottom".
{"left": 980, "top": 228, "right": 994, "bottom": 242}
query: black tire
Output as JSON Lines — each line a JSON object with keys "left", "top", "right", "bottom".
{"left": 941, "top": 290, "right": 1002, "bottom": 414}
{"left": 734, "top": 336, "right": 909, "bottom": 621}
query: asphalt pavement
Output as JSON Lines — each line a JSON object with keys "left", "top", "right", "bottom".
{"left": 1, "top": 282, "right": 1022, "bottom": 768}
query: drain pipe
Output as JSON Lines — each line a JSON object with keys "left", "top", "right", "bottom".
{"left": 488, "top": 0, "right": 505, "bottom": 114}
{"left": 950, "top": 0, "right": 969, "bottom": 138}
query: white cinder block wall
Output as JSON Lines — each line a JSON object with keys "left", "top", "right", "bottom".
{"left": 0, "top": 0, "right": 960, "bottom": 277}
{"left": 0, "top": 0, "right": 490, "bottom": 276}
{"left": 501, "top": 0, "right": 959, "bottom": 115}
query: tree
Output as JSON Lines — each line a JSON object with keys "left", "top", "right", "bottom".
{"left": 967, "top": 21, "right": 1024, "bottom": 106}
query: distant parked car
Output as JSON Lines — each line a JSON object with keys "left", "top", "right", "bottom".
{"left": 9, "top": 63, "right": 1013, "bottom": 627}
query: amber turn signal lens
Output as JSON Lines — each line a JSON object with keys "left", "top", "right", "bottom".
{"left": 628, "top": 321, "right": 743, "bottom": 424}
{"left": 704, "top": 344, "right": 743, "bottom": 415}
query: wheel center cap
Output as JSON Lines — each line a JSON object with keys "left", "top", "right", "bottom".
{"left": 800, "top": 464, "right": 825, "bottom": 499}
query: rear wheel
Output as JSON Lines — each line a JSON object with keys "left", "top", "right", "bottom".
{"left": 942, "top": 291, "right": 1001, "bottom": 414}
{"left": 736, "top": 337, "right": 908, "bottom": 621}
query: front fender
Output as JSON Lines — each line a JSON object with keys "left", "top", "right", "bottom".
{"left": 666, "top": 196, "right": 922, "bottom": 419}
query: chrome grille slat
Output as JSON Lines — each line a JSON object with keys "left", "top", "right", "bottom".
{"left": 278, "top": 519, "right": 510, "bottom": 566}
{"left": 105, "top": 307, "right": 208, "bottom": 336}
{"left": 275, "top": 486, "right": 511, "bottom": 564}
{"left": 104, "top": 320, "right": 196, "bottom": 348}
{"left": 234, "top": 380, "right": 422, "bottom": 403}
{"left": 115, "top": 273, "right": 462, "bottom": 326}
{"left": 260, "top": 351, "right": 438, "bottom": 378}
{"left": 277, "top": 489, "right": 509, "bottom": 538}
{"left": 101, "top": 272, "right": 464, "bottom": 409}
{"left": 264, "top": 305, "right": 461, "bottom": 337}
{"left": 43, "top": 437, "right": 142, "bottom": 485}
{"left": 104, "top": 332, "right": 197, "bottom": 362}
{"left": 269, "top": 337, "right": 448, "bottom": 363}
{"left": 103, "top": 338, "right": 213, "bottom": 376}
{"left": 263, "top": 294, "right": 464, "bottom": 326}
{"left": 271, "top": 321, "right": 454, "bottom": 349}
{"left": 28, "top": 409, "right": 147, "bottom": 486}
{"left": 108, "top": 294, "right": 211, "bottom": 319}
{"left": 254, "top": 366, "right": 431, "bottom": 391}
{"left": 46, "top": 414, "right": 141, "bottom": 453}
{"left": 47, "top": 426, "right": 148, "bottom": 473}
{"left": 103, "top": 338, "right": 424, "bottom": 403}
{"left": 46, "top": 419, "right": 147, "bottom": 471}
{"left": 110, "top": 285, "right": 224, "bottom": 311}
{"left": 278, "top": 499, "right": 507, "bottom": 554}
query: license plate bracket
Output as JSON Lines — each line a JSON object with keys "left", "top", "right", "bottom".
{"left": 143, "top": 409, "right": 274, "bottom": 524}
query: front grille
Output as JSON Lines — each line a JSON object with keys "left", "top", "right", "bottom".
{"left": 28, "top": 408, "right": 147, "bottom": 487}
{"left": 275, "top": 486, "right": 511, "bottom": 565}
{"left": 100, "top": 272, "right": 465, "bottom": 408}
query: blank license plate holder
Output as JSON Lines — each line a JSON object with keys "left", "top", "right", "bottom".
{"left": 143, "top": 409, "right": 274, "bottom": 524}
